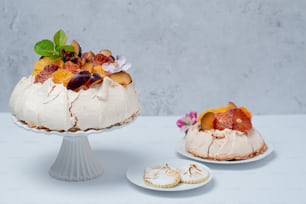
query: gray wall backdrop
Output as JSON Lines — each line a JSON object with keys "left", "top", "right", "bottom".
{"left": 1, "top": 0, "right": 305, "bottom": 115}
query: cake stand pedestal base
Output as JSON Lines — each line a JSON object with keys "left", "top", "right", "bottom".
{"left": 49, "top": 136, "right": 103, "bottom": 181}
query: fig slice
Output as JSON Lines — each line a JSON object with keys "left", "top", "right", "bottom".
{"left": 200, "top": 112, "right": 215, "bottom": 131}
{"left": 99, "top": 49, "right": 112, "bottom": 57}
{"left": 81, "top": 51, "right": 95, "bottom": 62}
{"left": 71, "top": 40, "right": 81, "bottom": 57}
{"left": 94, "top": 53, "right": 113, "bottom": 65}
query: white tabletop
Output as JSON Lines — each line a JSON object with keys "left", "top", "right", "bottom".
{"left": 0, "top": 113, "right": 305, "bottom": 204}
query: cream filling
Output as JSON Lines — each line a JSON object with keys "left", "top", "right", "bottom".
{"left": 9, "top": 76, "right": 140, "bottom": 131}
{"left": 185, "top": 125, "right": 265, "bottom": 158}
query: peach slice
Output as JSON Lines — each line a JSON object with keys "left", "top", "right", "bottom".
{"left": 200, "top": 112, "right": 215, "bottom": 131}
{"left": 92, "top": 65, "right": 108, "bottom": 77}
{"left": 197, "top": 107, "right": 227, "bottom": 123}
{"left": 81, "top": 62, "right": 94, "bottom": 73}
{"left": 109, "top": 71, "right": 132, "bottom": 85}
{"left": 33, "top": 57, "right": 54, "bottom": 73}
{"left": 52, "top": 69, "right": 74, "bottom": 86}
{"left": 33, "top": 57, "right": 64, "bottom": 74}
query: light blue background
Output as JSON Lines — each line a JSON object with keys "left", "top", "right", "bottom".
{"left": 1, "top": 0, "right": 305, "bottom": 115}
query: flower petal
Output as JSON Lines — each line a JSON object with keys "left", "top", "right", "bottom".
{"left": 176, "top": 119, "right": 185, "bottom": 127}
{"left": 121, "top": 62, "right": 131, "bottom": 71}
{"left": 176, "top": 111, "right": 198, "bottom": 132}
{"left": 116, "top": 55, "right": 127, "bottom": 66}
{"left": 102, "top": 62, "right": 114, "bottom": 71}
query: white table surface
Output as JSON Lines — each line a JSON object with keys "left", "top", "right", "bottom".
{"left": 0, "top": 113, "right": 305, "bottom": 204}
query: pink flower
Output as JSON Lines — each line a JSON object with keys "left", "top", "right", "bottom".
{"left": 102, "top": 55, "right": 131, "bottom": 74}
{"left": 176, "top": 112, "right": 198, "bottom": 132}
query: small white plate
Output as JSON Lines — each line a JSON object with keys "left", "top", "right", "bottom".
{"left": 176, "top": 139, "right": 273, "bottom": 164}
{"left": 126, "top": 159, "right": 213, "bottom": 191}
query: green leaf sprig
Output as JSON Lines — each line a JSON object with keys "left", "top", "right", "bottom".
{"left": 34, "top": 29, "right": 75, "bottom": 60}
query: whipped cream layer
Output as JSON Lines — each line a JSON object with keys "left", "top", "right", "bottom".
{"left": 185, "top": 125, "right": 266, "bottom": 160}
{"left": 9, "top": 76, "right": 140, "bottom": 131}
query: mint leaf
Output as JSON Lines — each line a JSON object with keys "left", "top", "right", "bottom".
{"left": 59, "top": 45, "right": 75, "bottom": 52}
{"left": 34, "top": 29, "right": 74, "bottom": 60}
{"left": 54, "top": 29, "right": 67, "bottom": 47}
{"left": 34, "top": 40, "right": 55, "bottom": 56}
{"left": 50, "top": 53, "right": 61, "bottom": 60}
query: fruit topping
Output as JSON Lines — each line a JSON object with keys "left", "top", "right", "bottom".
{"left": 198, "top": 102, "right": 253, "bottom": 133}
{"left": 109, "top": 71, "right": 132, "bottom": 85}
{"left": 32, "top": 29, "right": 132, "bottom": 91}
{"left": 71, "top": 40, "right": 81, "bottom": 57}
{"left": 66, "top": 71, "right": 103, "bottom": 91}
{"left": 231, "top": 108, "right": 252, "bottom": 132}
{"left": 81, "top": 62, "right": 94, "bottom": 72}
{"left": 52, "top": 69, "right": 74, "bottom": 86}
{"left": 94, "top": 53, "right": 113, "bottom": 66}
{"left": 200, "top": 112, "right": 215, "bottom": 131}
{"left": 99, "top": 49, "right": 112, "bottom": 57}
{"left": 227, "top": 101, "right": 237, "bottom": 110}
{"left": 33, "top": 57, "right": 64, "bottom": 75}
{"left": 92, "top": 65, "right": 108, "bottom": 77}
{"left": 239, "top": 106, "right": 252, "bottom": 119}
{"left": 198, "top": 106, "right": 228, "bottom": 123}
{"left": 81, "top": 51, "right": 95, "bottom": 62}
{"left": 61, "top": 49, "right": 77, "bottom": 62}
{"left": 214, "top": 111, "right": 233, "bottom": 130}
{"left": 87, "top": 73, "right": 103, "bottom": 87}
{"left": 67, "top": 71, "right": 91, "bottom": 91}
{"left": 35, "top": 64, "right": 59, "bottom": 83}
{"left": 64, "top": 61, "right": 80, "bottom": 74}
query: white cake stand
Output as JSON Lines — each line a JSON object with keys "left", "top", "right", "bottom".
{"left": 12, "top": 116, "right": 136, "bottom": 182}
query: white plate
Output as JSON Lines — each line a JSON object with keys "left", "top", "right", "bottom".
{"left": 126, "top": 159, "right": 213, "bottom": 191}
{"left": 176, "top": 139, "right": 273, "bottom": 164}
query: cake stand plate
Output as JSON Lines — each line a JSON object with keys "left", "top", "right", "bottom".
{"left": 12, "top": 116, "right": 136, "bottom": 181}
{"left": 48, "top": 135, "right": 103, "bottom": 181}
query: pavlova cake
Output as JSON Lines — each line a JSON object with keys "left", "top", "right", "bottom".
{"left": 10, "top": 29, "right": 140, "bottom": 132}
{"left": 177, "top": 102, "right": 266, "bottom": 160}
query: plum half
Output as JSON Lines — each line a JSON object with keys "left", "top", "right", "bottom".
{"left": 67, "top": 71, "right": 91, "bottom": 91}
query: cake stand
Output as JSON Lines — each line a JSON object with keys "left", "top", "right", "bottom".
{"left": 12, "top": 116, "right": 136, "bottom": 182}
